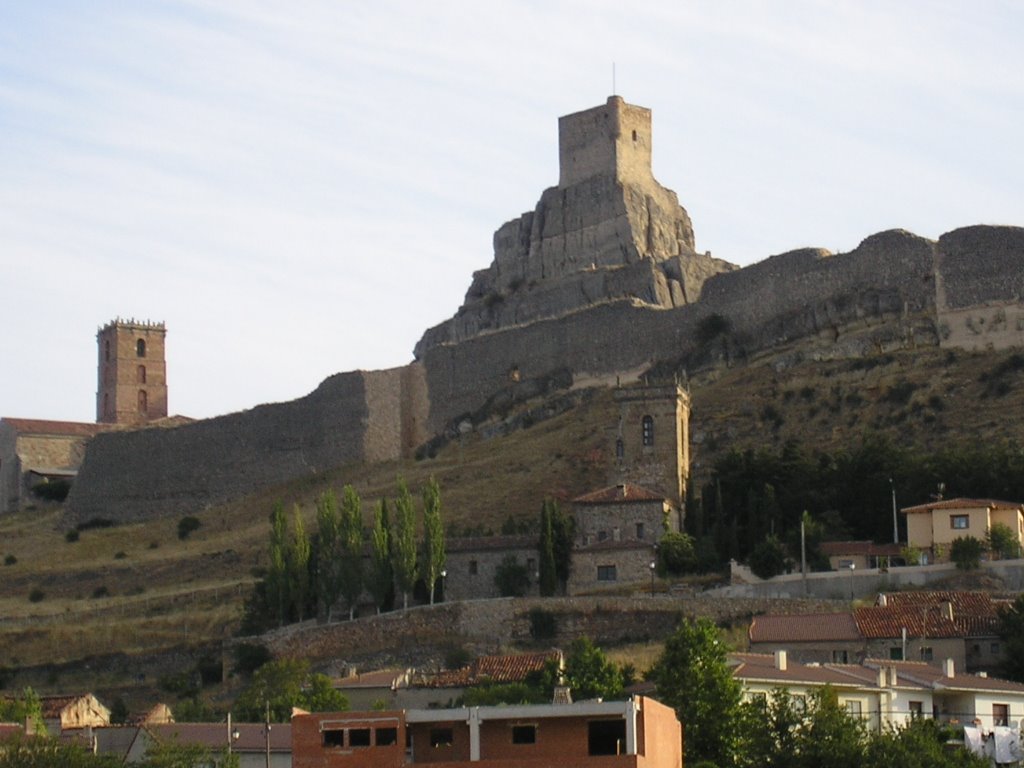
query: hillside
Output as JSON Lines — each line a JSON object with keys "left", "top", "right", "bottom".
{"left": 2, "top": 340, "right": 1024, "bottom": 685}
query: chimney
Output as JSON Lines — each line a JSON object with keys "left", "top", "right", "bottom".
{"left": 552, "top": 686, "right": 573, "bottom": 705}
{"left": 978, "top": 671, "right": 988, "bottom": 678}
{"left": 943, "top": 658, "right": 955, "bottom": 678}
{"left": 774, "top": 650, "right": 787, "bottom": 671}
{"left": 942, "top": 601, "right": 954, "bottom": 621}
{"left": 877, "top": 668, "right": 886, "bottom": 687}
{"left": 877, "top": 593, "right": 888, "bottom": 607}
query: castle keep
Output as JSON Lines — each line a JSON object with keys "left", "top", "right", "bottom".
{"left": 96, "top": 319, "right": 168, "bottom": 425}
{"left": 65, "top": 97, "right": 1024, "bottom": 524}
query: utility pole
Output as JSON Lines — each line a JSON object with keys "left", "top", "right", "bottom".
{"left": 800, "top": 512, "right": 808, "bottom": 597}
{"left": 890, "top": 478, "right": 899, "bottom": 544}
{"left": 265, "top": 700, "right": 271, "bottom": 768}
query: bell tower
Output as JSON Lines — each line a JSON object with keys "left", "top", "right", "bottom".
{"left": 96, "top": 319, "right": 168, "bottom": 425}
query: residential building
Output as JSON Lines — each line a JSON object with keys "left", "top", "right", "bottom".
{"left": 902, "top": 498, "right": 1024, "bottom": 563}
{"left": 819, "top": 541, "right": 902, "bottom": 571}
{"left": 292, "top": 696, "right": 682, "bottom": 768}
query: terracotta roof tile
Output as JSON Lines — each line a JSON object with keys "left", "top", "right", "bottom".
{"left": 749, "top": 613, "right": 860, "bottom": 643}
{"left": 901, "top": 497, "right": 1023, "bottom": 514}
{"left": 0, "top": 418, "right": 111, "bottom": 438}
{"left": 878, "top": 591, "right": 998, "bottom": 616}
{"left": 573, "top": 485, "right": 666, "bottom": 504}
{"left": 421, "top": 651, "right": 560, "bottom": 689}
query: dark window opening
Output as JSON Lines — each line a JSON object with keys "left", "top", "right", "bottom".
{"left": 588, "top": 719, "right": 626, "bottom": 756}
{"left": 104, "top": 340, "right": 110, "bottom": 361}
{"left": 349, "top": 728, "right": 371, "bottom": 747}
{"left": 636, "top": 523, "right": 645, "bottom": 540}
{"left": 909, "top": 701, "right": 923, "bottom": 716}
{"left": 889, "top": 647, "right": 903, "bottom": 660}
{"left": 993, "top": 703, "right": 1009, "bottom": 727}
{"left": 832, "top": 650, "right": 848, "bottom": 663}
{"left": 430, "top": 728, "right": 454, "bottom": 748}
{"left": 951, "top": 514, "right": 969, "bottom": 529}
{"left": 138, "top": 390, "right": 147, "bottom": 415}
{"left": 322, "top": 730, "right": 345, "bottom": 748}
{"left": 615, "top": 438, "right": 624, "bottom": 460}
{"left": 919, "top": 646, "right": 933, "bottom": 661}
{"left": 598, "top": 530, "right": 608, "bottom": 542}
{"left": 597, "top": 565, "right": 617, "bottom": 582}
{"left": 631, "top": 129, "right": 638, "bottom": 141}
{"left": 512, "top": 725, "right": 536, "bottom": 744}
{"left": 469, "top": 560, "right": 478, "bottom": 575}
{"left": 136, "top": 339, "right": 146, "bottom": 357}
{"left": 642, "top": 416, "right": 654, "bottom": 447}
{"left": 377, "top": 727, "right": 398, "bottom": 746}
{"left": 526, "top": 558, "right": 536, "bottom": 572}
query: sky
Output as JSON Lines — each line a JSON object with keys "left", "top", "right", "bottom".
{"left": 1, "top": 1, "right": 1022, "bottom": 423}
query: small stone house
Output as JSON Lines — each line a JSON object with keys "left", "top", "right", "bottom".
{"left": 901, "top": 497, "right": 1024, "bottom": 563}
{"left": 819, "top": 540, "right": 902, "bottom": 570}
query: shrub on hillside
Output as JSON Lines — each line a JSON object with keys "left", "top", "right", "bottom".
{"left": 177, "top": 516, "right": 201, "bottom": 540}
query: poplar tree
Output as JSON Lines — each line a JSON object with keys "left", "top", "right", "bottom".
{"left": 550, "top": 500, "right": 574, "bottom": 594}
{"left": 421, "top": 476, "right": 446, "bottom": 604}
{"left": 267, "top": 501, "right": 290, "bottom": 626}
{"left": 538, "top": 500, "right": 558, "bottom": 597}
{"left": 288, "top": 504, "right": 310, "bottom": 621}
{"left": 338, "top": 484, "right": 364, "bottom": 620}
{"left": 315, "top": 489, "right": 342, "bottom": 621}
{"left": 391, "top": 479, "right": 418, "bottom": 610}
{"left": 369, "top": 497, "right": 393, "bottom": 613}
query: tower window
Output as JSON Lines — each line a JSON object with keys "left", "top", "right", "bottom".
{"left": 137, "top": 365, "right": 146, "bottom": 384}
{"left": 632, "top": 129, "right": 638, "bottom": 141}
{"left": 104, "top": 339, "right": 110, "bottom": 361}
{"left": 136, "top": 339, "right": 146, "bottom": 357}
{"left": 138, "top": 390, "right": 148, "bottom": 415}
{"left": 615, "top": 438, "right": 624, "bottom": 460}
{"left": 642, "top": 415, "right": 654, "bottom": 446}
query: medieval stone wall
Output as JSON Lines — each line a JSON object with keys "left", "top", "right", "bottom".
{"left": 66, "top": 366, "right": 425, "bottom": 524}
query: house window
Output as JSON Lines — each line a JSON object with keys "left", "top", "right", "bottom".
{"left": 430, "top": 728, "right": 454, "bottom": 748}
{"left": 377, "top": 727, "right": 398, "bottom": 746}
{"left": 919, "top": 646, "right": 933, "bottom": 661}
{"left": 137, "top": 365, "right": 146, "bottom": 384}
{"left": 526, "top": 558, "right": 536, "bottom": 572}
{"left": 349, "top": 728, "right": 371, "bottom": 747}
{"left": 136, "top": 339, "right": 146, "bottom": 357}
{"left": 839, "top": 559, "right": 854, "bottom": 569}
{"left": 642, "top": 416, "right": 654, "bottom": 446}
{"left": 844, "top": 700, "right": 863, "bottom": 718}
{"left": 598, "top": 530, "right": 608, "bottom": 542}
{"left": 588, "top": 720, "right": 626, "bottom": 756}
{"left": 469, "top": 560, "right": 478, "bottom": 576}
{"left": 889, "top": 647, "right": 904, "bottom": 660}
{"left": 832, "top": 650, "right": 849, "bottom": 663}
{"left": 909, "top": 701, "right": 923, "bottom": 717}
{"left": 991, "top": 642, "right": 1001, "bottom": 654}
{"left": 993, "top": 703, "right": 1009, "bottom": 726}
{"left": 322, "top": 730, "right": 345, "bottom": 747}
{"left": 511, "top": 725, "right": 536, "bottom": 744}
{"left": 597, "top": 565, "right": 617, "bottom": 581}
{"left": 951, "top": 515, "right": 969, "bottom": 529}
{"left": 636, "top": 522, "right": 645, "bottom": 540}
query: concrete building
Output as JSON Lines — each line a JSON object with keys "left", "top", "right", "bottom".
{"left": 902, "top": 497, "right": 1024, "bottom": 564}
{"left": 292, "top": 696, "right": 682, "bottom": 768}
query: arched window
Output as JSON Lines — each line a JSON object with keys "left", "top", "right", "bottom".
{"left": 137, "top": 365, "right": 146, "bottom": 384}
{"left": 615, "top": 438, "right": 624, "bottom": 460}
{"left": 104, "top": 339, "right": 110, "bottom": 361}
{"left": 136, "top": 339, "right": 146, "bottom": 357}
{"left": 642, "top": 415, "right": 654, "bottom": 446}
{"left": 138, "top": 390, "right": 148, "bottom": 415}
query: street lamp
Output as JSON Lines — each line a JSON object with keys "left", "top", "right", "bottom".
{"left": 440, "top": 569, "right": 447, "bottom": 602}
{"left": 847, "top": 562, "right": 856, "bottom": 601}
{"left": 226, "top": 713, "right": 240, "bottom": 755}
{"left": 649, "top": 560, "right": 656, "bottom": 597}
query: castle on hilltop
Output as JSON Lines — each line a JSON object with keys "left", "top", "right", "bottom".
{"left": 60, "top": 96, "right": 1024, "bottom": 525}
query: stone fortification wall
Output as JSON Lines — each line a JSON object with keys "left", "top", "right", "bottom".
{"left": 935, "top": 226, "right": 1024, "bottom": 350}
{"left": 252, "top": 595, "right": 846, "bottom": 664}
{"left": 66, "top": 366, "right": 425, "bottom": 524}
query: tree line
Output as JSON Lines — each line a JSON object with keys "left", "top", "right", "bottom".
{"left": 244, "top": 477, "right": 446, "bottom": 631}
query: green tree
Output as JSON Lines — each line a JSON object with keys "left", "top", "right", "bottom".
{"left": 141, "top": 739, "right": 239, "bottom": 768}
{"left": 997, "top": 593, "right": 1024, "bottom": 682}
{"left": 338, "top": 485, "right": 364, "bottom": 620}
{"left": 0, "top": 687, "right": 44, "bottom": 733}
{"left": 421, "top": 476, "right": 446, "bottom": 605}
{"left": 987, "top": 522, "right": 1021, "bottom": 559}
{"left": 749, "top": 534, "right": 790, "bottom": 579}
{"left": 0, "top": 734, "right": 123, "bottom": 767}
{"left": 950, "top": 535, "right": 984, "bottom": 570}
{"left": 391, "top": 478, "right": 418, "bottom": 610}
{"left": 863, "top": 718, "right": 988, "bottom": 768}
{"left": 657, "top": 531, "right": 696, "bottom": 576}
{"left": 494, "top": 555, "right": 530, "bottom": 597}
{"left": 792, "top": 686, "right": 865, "bottom": 768}
{"left": 550, "top": 500, "right": 574, "bottom": 593}
{"left": 369, "top": 497, "right": 393, "bottom": 613}
{"left": 234, "top": 659, "right": 348, "bottom": 723}
{"left": 266, "top": 502, "right": 290, "bottom": 626}
{"left": 537, "top": 499, "right": 558, "bottom": 597}
{"left": 315, "top": 489, "right": 342, "bottom": 620}
{"left": 563, "top": 637, "right": 624, "bottom": 701}
{"left": 650, "top": 617, "right": 744, "bottom": 767}
{"left": 288, "top": 504, "right": 311, "bottom": 620}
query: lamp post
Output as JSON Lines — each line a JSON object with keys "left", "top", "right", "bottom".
{"left": 890, "top": 477, "right": 899, "bottom": 545}
{"left": 440, "top": 569, "right": 447, "bottom": 602}
{"left": 226, "top": 712, "right": 240, "bottom": 755}
{"left": 847, "top": 562, "right": 856, "bottom": 601}
{"left": 649, "top": 561, "right": 656, "bottom": 597}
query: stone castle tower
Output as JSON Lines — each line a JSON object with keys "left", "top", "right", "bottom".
{"left": 96, "top": 319, "right": 168, "bottom": 425}
{"left": 610, "top": 383, "right": 690, "bottom": 510}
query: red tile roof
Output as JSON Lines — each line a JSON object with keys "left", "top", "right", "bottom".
{"left": 853, "top": 604, "right": 998, "bottom": 639}
{"left": 730, "top": 653, "right": 866, "bottom": 687}
{"left": 1, "top": 418, "right": 111, "bottom": 438}
{"left": 749, "top": 613, "right": 860, "bottom": 643}
{"left": 421, "top": 651, "right": 561, "bottom": 689}
{"left": 863, "top": 659, "right": 1024, "bottom": 694}
{"left": 901, "top": 497, "right": 1023, "bottom": 514}
{"left": 877, "top": 591, "right": 998, "bottom": 615}
{"left": 573, "top": 485, "right": 666, "bottom": 504}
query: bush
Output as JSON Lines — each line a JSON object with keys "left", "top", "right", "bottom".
{"left": 528, "top": 608, "right": 557, "bottom": 641}
{"left": 494, "top": 555, "right": 530, "bottom": 597}
{"left": 987, "top": 523, "right": 1021, "bottom": 560}
{"left": 950, "top": 536, "right": 985, "bottom": 570}
{"left": 64, "top": 529, "right": 80, "bottom": 543}
{"left": 444, "top": 645, "right": 472, "bottom": 670}
{"left": 748, "top": 535, "right": 789, "bottom": 579}
{"left": 28, "top": 588, "right": 45, "bottom": 603}
{"left": 77, "top": 518, "right": 115, "bottom": 531}
{"left": 177, "top": 516, "right": 202, "bottom": 540}
{"left": 231, "top": 643, "right": 272, "bottom": 676}
{"left": 3, "top": 554, "right": 16, "bottom": 566}
{"left": 658, "top": 532, "right": 697, "bottom": 576}
{"left": 113, "top": 551, "right": 127, "bottom": 560}
{"left": 91, "top": 586, "right": 109, "bottom": 599}
{"left": 696, "top": 313, "right": 732, "bottom": 345}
